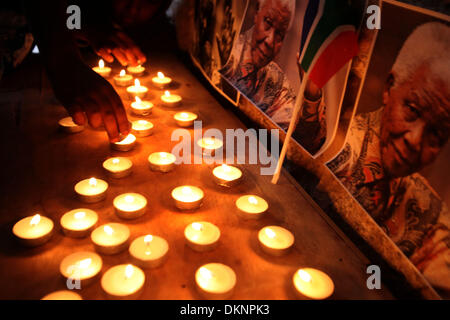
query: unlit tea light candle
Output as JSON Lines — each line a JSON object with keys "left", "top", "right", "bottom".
{"left": 235, "top": 195, "right": 268, "bottom": 219}
{"left": 103, "top": 157, "right": 132, "bottom": 178}
{"left": 101, "top": 264, "right": 145, "bottom": 299}
{"left": 174, "top": 112, "right": 197, "bottom": 127}
{"left": 129, "top": 235, "right": 169, "bottom": 268}
{"left": 152, "top": 72, "right": 172, "bottom": 89}
{"left": 114, "top": 69, "right": 133, "bottom": 87}
{"left": 132, "top": 120, "right": 153, "bottom": 137}
{"left": 258, "top": 226, "right": 294, "bottom": 256}
{"left": 114, "top": 193, "right": 147, "bottom": 220}
{"left": 58, "top": 117, "right": 84, "bottom": 133}
{"left": 161, "top": 90, "right": 182, "bottom": 107}
{"left": 127, "top": 79, "right": 148, "bottom": 99}
{"left": 197, "top": 137, "right": 223, "bottom": 155}
{"left": 91, "top": 223, "right": 130, "bottom": 255}
{"left": 213, "top": 164, "right": 242, "bottom": 187}
{"left": 60, "top": 208, "right": 98, "bottom": 238}
{"left": 148, "top": 152, "right": 176, "bottom": 172}
{"left": 293, "top": 268, "right": 334, "bottom": 300}
{"left": 195, "top": 263, "right": 236, "bottom": 300}
{"left": 41, "top": 291, "right": 82, "bottom": 300}
{"left": 75, "top": 177, "right": 108, "bottom": 203}
{"left": 185, "top": 222, "right": 220, "bottom": 252}
{"left": 127, "top": 64, "right": 145, "bottom": 76}
{"left": 12, "top": 213, "right": 54, "bottom": 247}
{"left": 92, "top": 59, "right": 111, "bottom": 77}
{"left": 172, "top": 185, "right": 204, "bottom": 210}
{"left": 111, "top": 133, "right": 136, "bottom": 152}
{"left": 59, "top": 251, "right": 102, "bottom": 286}
{"left": 130, "top": 96, "right": 153, "bottom": 116}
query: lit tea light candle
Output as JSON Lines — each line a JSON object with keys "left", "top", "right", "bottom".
{"left": 235, "top": 195, "right": 268, "bottom": 220}
{"left": 258, "top": 226, "right": 294, "bottom": 256}
{"left": 174, "top": 111, "right": 198, "bottom": 127}
{"left": 129, "top": 234, "right": 169, "bottom": 268}
{"left": 41, "top": 291, "right": 83, "bottom": 300}
{"left": 111, "top": 133, "right": 136, "bottom": 152}
{"left": 58, "top": 116, "right": 84, "bottom": 133}
{"left": 113, "top": 193, "right": 147, "bottom": 220}
{"left": 161, "top": 90, "right": 182, "bottom": 107}
{"left": 127, "top": 64, "right": 145, "bottom": 76}
{"left": 130, "top": 96, "right": 153, "bottom": 116}
{"left": 152, "top": 72, "right": 172, "bottom": 89}
{"left": 74, "top": 177, "right": 108, "bottom": 203}
{"left": 103, "top": 157, "right": 133, "bottom": 178}
{"left": 91, "top": 223, "right": 130, "bottom": 255}
{"left": 12, "top": 213, "right": 54, "bottom": 247}
{"left": 148, "top": 152, "right": 176, "bottom": 173}
{"left": 114, "top": 69, "right": 133, "bottom": 87}
{"left": 293, "top": 268, "right": 334, "bottom": 300}
{"left": 60, "top": 208, "right": 98, "bottom": 238}
{"left": 131, "top": 119, "right": 154, "bottom": 137}
{"left": 101, "top": 264, "right": 145, "bottom": 299}
{"left": 92, "top": 59, "right": 111, "bottom": 77}
{"left": 185, "top": 222, "right": 220, "bottom": 252}
{"left": 127, "top": 79, "right": 148, "bottom": 99}
{"left": 59, "top": 251, "right": 102, "bottom": 287}
{"left": 171, "top": 185, "right": 204, "bottom": 210}
{"left": 197, "top": 137, "right": 223, "bottom": 156}
{"left": 213, "top": 164, "right": 242, "bottom": 187}
{"left": 195, "top": 263, "right": 236, "bottom": 300}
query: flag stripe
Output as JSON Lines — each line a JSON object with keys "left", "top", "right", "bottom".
{"left": 300, "top": 0, "right": 321, "bottom": 52}
{"left": 299, "top": 0, "right": 324, "bottom": 63}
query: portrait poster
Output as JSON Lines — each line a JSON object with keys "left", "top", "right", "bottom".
{"left": 190, "top": 0, "right": 248, "bottom": 105}
{"left": 219, "top": 0, "right": 365, "bottom": 157}
{"left": 326, "top": 0, "right": 450, "bottom": 293}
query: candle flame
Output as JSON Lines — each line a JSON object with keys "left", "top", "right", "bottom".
{"left": 89, "top": 178, "right": 97, "bottom": 187}
{"left": 205, "top": 138, "right": 214, "bottom": 145}
{"left": 221, "top": 164, "right": 231, "bottom": 172}
{"left": 164, "top": 90, "right": 170, "bottom": 97}
{"left": 78, "top": 258, "right": 92, "bottom": 269}
{"left": 160, "top": 152, "right": 167, "bottom": 158}
{"left": 199, "top": 267, "right": 213, "bottom": 280}
{"left": 104, "top": 225, "right": 114, "bottom": 235}
{"left": 112, "top": 158, "right": 120, "bottom": 165}
{"left": 248, "top": 196, "right": 258, "bottom": 205}
{"left": 30, "top": 214, "right": 41, "bottom": 226}
{"left": 74, "top": 211, "right": 86, "bottom": 219}
{"left": 134, "top": 79, "right": 140, "bottom": 88}
{"left": 180, "top": 112, "right": 189, "bottom": 118}
{"left": 135, "top": 96, "right": 142, "bottom": 104}
{"left": 265, "top": 228, "right": 276, "bottom": 239}
{"left": 116, "top": 134, "right": 135, "bottom": 145}
{"left": 119, "top": 69, "right": 126, "bottom": 77}
{"left": 298, "top": 269, "right": 312, "bottom": 283}
{"left": 182, "top": 186, "right": 192, "bottom": 195}
{"left": 192, "top": 222, "right": 203, "bottom": 231}
{"left": 124, "top": 195, "right": 134, "bottom": 203}
{"left": 137, "top": 120, "right": 148, "bottom": 125}
{"left": 125, "top": 264, "right": 134, "bottom": 279}
{"left": 144, "top": 234, "right": 153, "bottom": 244}
{"left": 99, "top": 59, "right": 104, "bottom": 68}
{"left": 158, "top": 72, "right": 165, "bottom": 79}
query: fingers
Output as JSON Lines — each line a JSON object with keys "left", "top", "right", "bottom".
{"left": 83, "top": 98, "right": 103, "bottom": 129}
{"left": 96, "top": 48, "right": 114, "bottom": 63}
{"left": 67, "top": 104, "right": 86, "bottom": 126}
{"left": 111, "top": 48, "right": 129, "bottom": 66}
{"left": 106, "top": 90, "right": 130, "bottom": 136}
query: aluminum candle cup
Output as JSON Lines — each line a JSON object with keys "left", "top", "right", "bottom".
{"left": 59, "top": 251, "right": 102, "bottom": 287}
{"left": 60, "top": 209, "right": 98, "bottom": 238}
{"left": 91, "top": 223, "right": 130, "bottom": 255}
{"left": 113, "top": 69, "right": 133, "bottom": 87}
{"left": 12, "top": 214, "right": 54, "bottom": 247}
{"left": 131, "top": 120, "right": 154, "bottom": 137}
{"left": 58, "top": 117, "right": 84, "bottom": 133}
{"left": 148, "top": 152, "right": 176, "bottom": 173}
{"left": 129, "top": 235, "right": 169, "bottom": 268}
{"left": 195, "top": 263, "right": 236, "bottom": 300}
{"left": 41, "top": 291, "right": 83, "bottom": 300}
{"left": 292, "top": 268, "right": 335, "bottom": 300}
{"left": 212, "top": 164, "right": 242, "bottom": 187}
{"left": 184, "top": 222, "right": 220, "bottom": 252}
{"left": 92, "top": 59, "right": 111, "bottom": 77}
{"left": 130, "top": 96, "right": 153, "bottom": 116}
{"left": 258, "top": 226, "right": 294, "bottom": 256}
{"left": 197, "top": 137, "right": 223, "bottom": 156}
{"left": 101, "top": 264, "right": 145, "bottom": 300}
{"left": 171, "top": 186, "right": 204, "bottom": 210}
{"left": 235, "top": 195, "right": 268, "bottom": 220}
{"left": 74, "top": 177, "right": 108, "bottom": 203}
{"left": 174, "top": 112, "right": 198, "bottom": 127}
{"left": 111, "top": 134, "right": 136, "bottom": 152}
{"left": 152, "top": 72, "right": 172, "bottom": 89}
{"left": 103, "top": 157, "right": 133, "bottom": 178}
{"left": 127, "top": 79, "right": 148, "bottom": 99}
{"left": 160, "top": 90, "right": 182, "bottom": 107}
{"left": 113, "top": 193, "right": 147, "bottom": 220}
{"left": 127, "top": 64, "right": 145, "bottom": 76}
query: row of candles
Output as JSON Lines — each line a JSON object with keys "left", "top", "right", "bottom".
{"left": 14, "top": 60, "right": 334, "bottom": 300}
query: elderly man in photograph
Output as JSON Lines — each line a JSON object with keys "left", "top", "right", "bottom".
{"left": 315, "top": 22, "right": 450, "bottom": 291}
